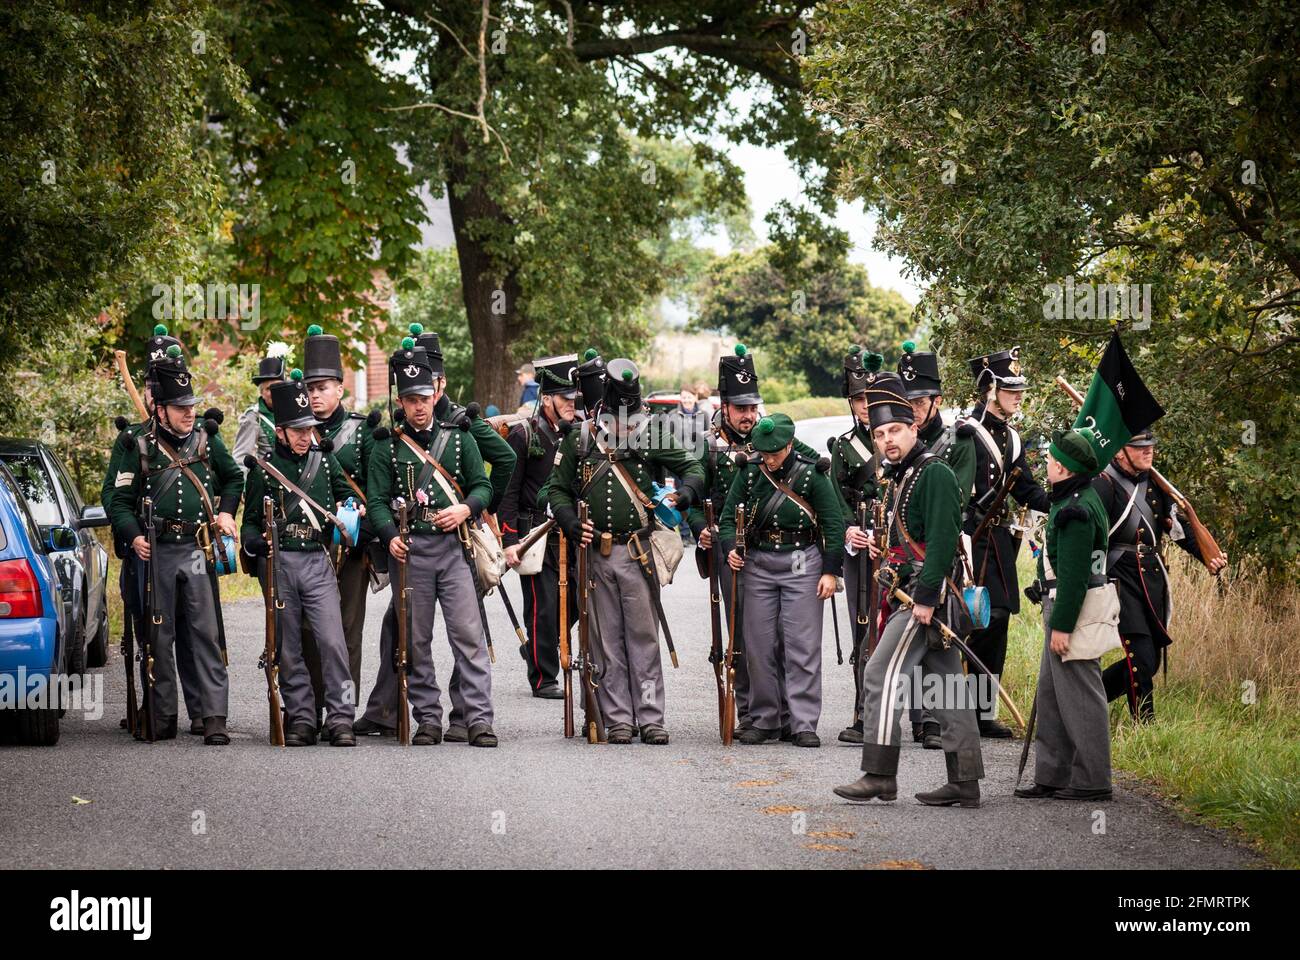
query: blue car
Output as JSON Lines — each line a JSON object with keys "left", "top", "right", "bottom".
{"left": 0, "top": 444, "right": 110, "bottom": 745}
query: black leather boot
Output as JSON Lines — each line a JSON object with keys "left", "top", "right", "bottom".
{"left": 922, "top": 721, "right": 942, "bottom": 750}
{"left": 202, "top": 715, "right": 230, "bottom": 746}
{"left": 832, "top": 774, "right": 898, "bottom": 802}
{"left": 838, "top": 719, "right": 864, "bottom": 744}
{"left": 915, "top": 780, "right": 980, "bottom": 808}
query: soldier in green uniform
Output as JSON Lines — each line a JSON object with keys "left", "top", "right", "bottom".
{"left": 361, "top": 336, "right": 498, "bottom": 747}
{"left": 299, "top": 323, "right": 380, "bottom": 728}
{"left": 687, "top": 343, "right": 814, "bottom": 738}
{"left": 833, "top": 373, "right": 985, "bottom": 807}
{"left": 1015, "top": 427, "right": 1113, "bottom": 802}
{"left": 241, "top": 370, "right": 361, "bottom": 746}
{"left": 893, "top": 339, "right": 978, "bottom": 748}
{"left": 104, "top": 324, "right": 213, "bottom": 736}
{"left": 108, "top": 346, "right": 243, "bottom": 744}
{"left": 830, "top": 346, "right": 882, "bottom": 746}
{"left": 720, "top": 414, "right": 844, "bottom": 747}
{"left": 233, "top": 347, "right": 287, "bottom": 473}
{"left": 547, "top": 359, "right": 706, "bottom": 745}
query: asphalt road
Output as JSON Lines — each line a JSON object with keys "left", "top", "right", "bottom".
{"left": 1, "top": 562, "right": 1261, "bottom": 870}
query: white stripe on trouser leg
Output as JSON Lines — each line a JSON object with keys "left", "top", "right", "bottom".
{"left": 878, "top": 618, "right": 918, "bottom": 747}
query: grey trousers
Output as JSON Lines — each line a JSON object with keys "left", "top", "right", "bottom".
{"left": 361, "top": 534, "right": 493, "bottom": 730}
{"left": 1033, "top": 598, "right": 1111, "bottom": 791}
{"left": 742, "top": 547, "right": 823, "bottom": 734}
{"left": 588, "top": 545, "right": 664, "bottom": 729}
{"left": 123, "top": 561, "right": 202, "bottom": 722}
{"left": 859, "top": 605, "right": 984, "bottom": 781}
{"left": 718, "top": 557, "right": 788, "bottom": 730}
{"left": 302, "top": 546, "right": 368, "bottom": 714}
{"left": 845, "top": 556, "right": 931, "bottom": 727}
{"left": 133, "top": 543, "right": 228, "bottom": 721}
{"left": 273, "top": 549, "right": 353, "bottom": 728}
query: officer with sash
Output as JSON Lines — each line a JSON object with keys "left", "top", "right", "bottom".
{"left": 1093, "top": 428, "right": 1226, "bottom": 721}
{"left": 109, "top": 345, "right": 243, "bottom": 744}
{"left": 547, "top": 360, "right": 706, "bottom": 745}
{"left": 720, "top": 414, "right": 844, "bottom": 747}
{"left": 833, "top": 373, "right": 985, "bottom": 807}
{"left": 499, "top": 354, "right": 579, "bottom": 699}
{"left": 299, "top": 323, "right": 380, "bottom": 726}
{"left": 687, "top": 344, "right": 812, "bottom": 738}
{"left": 103, "top": 324, "right": 212, "bottom": 736}
{"left": 361, "top": 336, "right": 498, "bottom": 747}
{"left": 234, "top": 346, "right": 288, "bottom": 473}
{"left": 1015, "top": 427, "right": 1112, "bottom": 802}
{"left": 242, "top": 369, "right": 360, "bottom": 746}
{"left": 959, "top": 347, "right": 1050, "bottom": 737}
{"left": 893, "top": 340, "right": 978, "bottom": 749}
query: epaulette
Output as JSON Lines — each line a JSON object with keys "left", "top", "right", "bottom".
{"left": 1053, "top": 502, "right": 1089, "bottom": 528}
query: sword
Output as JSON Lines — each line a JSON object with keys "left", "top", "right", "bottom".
{"left": 879, "top": 570, "right": 1027, "bottom": 730}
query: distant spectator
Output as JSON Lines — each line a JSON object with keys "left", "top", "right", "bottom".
{"left": 693, "top": 381, "right": 716, "bottom": 417}
{"left": 517, "top": 363, "right": 539, "bottom": 406}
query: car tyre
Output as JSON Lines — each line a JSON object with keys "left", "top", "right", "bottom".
{"left": 18, "top": 708, "right": 59, "bottom": 746}
{"left": 85, "top": 610, "right": 108, "bottom": 670}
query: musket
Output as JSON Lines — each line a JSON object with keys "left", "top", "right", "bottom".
{"left": 1015, "top": 691, "right": 1039, "bottom": 788}
{"left": 868, "top": 493, "right": 884, "bottom": 658}
{"left": 260, "top": 496, "right": 286, "bottom": 747}
{"left": 393, "top": 497, "right": 412, "bottom": 746}
{"left": 848, "top": 499, "right": 870, "bottom": 728}
{"left": 558, "top": 528, "right": 575, "bottom": 738}
{"left": 139, "top": 497, "right": 159, "bottom": 742}
{"left": 515, "top": 517, "right": 556, "bottom": 556}
{"left": 120, "top": 561, "right": 139, "bottom": 737}
{"left": 576, "top": 502, "right": 606, "bottom": 743}
{"left": 722, "top": 503, "right": 745, "bottom": 745}
{"left": 829, "top": 579, "right": 843, "bottom": 666}
{"left": 1056, "top": 375, "right": 1226, "bottom": 575}
{"left": 878, "top": 568, "right": 1027, "bottom": 730}
{"left": 483, "top": 513, "right": 526, "bottom": 647}
{"left": 705, "top": 501, "right": 726, "bottom": 736}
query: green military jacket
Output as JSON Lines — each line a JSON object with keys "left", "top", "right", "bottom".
{"left": 366, "top": 421, "right": 492, "bottom": 545}
{"left": 102, "top": 418, "right": 150, "bottom": 556}
{"left": 314, "top": 403, "right": 374, "bottom": 498}
{"left": 548, "top": 417, "right": 706, "bottom": 538}
{"left": 686, "top": 416, "right": 817, "bottom": 536}
{"left": 241, "top": 443, "right": 355, "bottom": 552}
{"left": 829, "top": 419, "right": 878, "bottom": 519}
{"left": 719, "top": 450, "right": 846, "bottom": 576}
{"left": 880, "top": 445, "right": 963, "bottom": 608}
{"left": 108, "top": 422, "right": 243, "bottom": 545}
{"left": 435, "top": 395, "right": 516, "bottom": 514}
{"left": 1038, "top": 480, "right": 1109, "bottom": 634}
{"left": 918, "top": 413, "right": 977, "bottom": 506}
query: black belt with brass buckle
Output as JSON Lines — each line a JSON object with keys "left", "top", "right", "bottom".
{"left": 1113, "top": 542, "right": 1152, "bottom": 556}
{"left": 151, "top": 518, "right": 202, "bottom": 538}
{"left": 761, "top": 528, "right": 816, "bottom": 548}
{"left": 282, "top": 523, "right": 328, "bottom": 544}
{"left": 416, "top": 506, "right": 459, "bottom": 530}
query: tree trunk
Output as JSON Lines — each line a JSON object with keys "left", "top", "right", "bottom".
{"left": 445, "top": 135, "right": 527, "bottom": 413}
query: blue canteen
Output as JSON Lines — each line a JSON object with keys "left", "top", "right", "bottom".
{"left": 334, "top": 498, "right": 361, "bottom": 546}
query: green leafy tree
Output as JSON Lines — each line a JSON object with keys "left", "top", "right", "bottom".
{"left": 693, "top": 246, "right": 914, "bottom": 395}
{"left": 807, "top": 0, "right": 1300, "bottom": 574}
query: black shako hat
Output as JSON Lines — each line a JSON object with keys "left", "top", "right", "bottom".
{"left": 302, "top": 324, "right": 344, "bottom": 383}
{"left": 271, "top": 369, "right": 319, "bottom": 429}
{"left": 151, "top": 344, "right": 201, "bottom": 407}
{"left": 842, "top": 344, "right": 883, "bottom": 398}
{"left": 718, "top": 343, "right": 761, "bottom": 406}
{"left": 252, "top": 354, "right": 287, "bottom": 384}
{"left": 534, "top": 354, "right": 579, "bottom": 398}
{"left": 969, "top": 346, "right": 1027, "bottom": 391}
{"left": 865, "top": 372, "right": 914, "bottom": 430}
{"left": 575, "top": 348, "right": 606, "bottom": 413}
{"left": 603, "top": 358, "right": 642, "bottom": 411}
{"left": 390, "top": 336, "right": 435, "bottom": 398}
{"left": 896, "top": 340, "right": 941, "bottom": 399}
{"left": 406, "top": 323, "right": 446, "bottom": 378}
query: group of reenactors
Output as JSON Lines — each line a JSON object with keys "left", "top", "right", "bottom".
{"left": 104, "top": 320, "right": 1224, "bottom": 809}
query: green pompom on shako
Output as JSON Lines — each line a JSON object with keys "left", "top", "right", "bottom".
{"left": 166, "top": 344, "right": 182, "bottom": 359}
{"left": 734, "top": 343, "right": 747, "bottom": 357}
{"left": 902, "top": 340, "right": 916, "bottom": 354}
{"left": 306, "top": 323, "right": 323, "bottom": 337}
{"left": 401, "top": 336, "right": 415, "bottom": 350}
{"left": 583, "top": 348, "right": 599, "bottom": 361}
{"left": 153, "top": 323, "right": 168, "bottom": 336}
{"left": 865, "top": 352, "right": 884, "bottom": 372}
{"left": 290, "top": 367, "right": 303, "bottom": 381}
{"left": 751, "top": 413, "right": 795, "bottom": 453}
{"left": 409, "top": 322, "right": 423, "bottom": 336}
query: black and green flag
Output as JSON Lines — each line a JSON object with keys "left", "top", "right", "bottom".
{"left": 1072, "top": 332, "right": 1165, "bottom": 467}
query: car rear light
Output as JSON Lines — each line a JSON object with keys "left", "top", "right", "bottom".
{"left": 0, "top": 558, "right": 43, "bottom": 618}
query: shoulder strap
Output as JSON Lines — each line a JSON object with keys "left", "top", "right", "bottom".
{"left": 758, "top": 462, "right": 817, "bottom": 524}
{"left": 890, "top": 453, "right": 941, "bottom": 561}
{"left": 253, "top": 455, "right": 352, "bottom": 545}
{"left": 398, "top": 429, "right": 465, "bottom": 501}
{"left": 962, "top": 416, "right": 1004, "bottom": 474}
{"left": 152, "top": 431, "right": 217, "bottom": 522}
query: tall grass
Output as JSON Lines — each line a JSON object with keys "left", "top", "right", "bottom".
{"left": 1005, "top": 551, "right": 1300, "bottom": 867}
